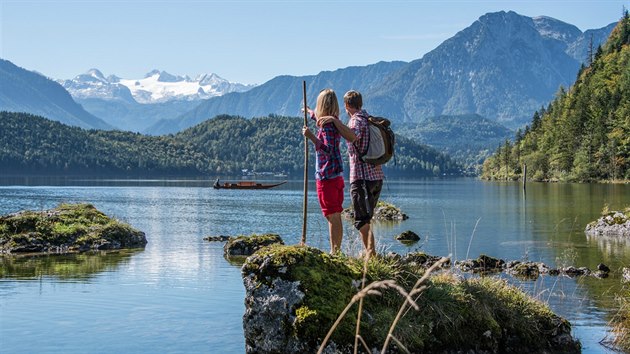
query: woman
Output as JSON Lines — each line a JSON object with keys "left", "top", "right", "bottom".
{"left": 302, "top": 89, "right": 345, "bottom": 253}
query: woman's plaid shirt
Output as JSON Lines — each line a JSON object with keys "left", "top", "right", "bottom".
{"left": 313, "top": 121, "right": 343, "bottom": 180}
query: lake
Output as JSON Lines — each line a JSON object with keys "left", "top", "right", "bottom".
{"left": 1, "top": 177, "right": 629, "bottom": 353}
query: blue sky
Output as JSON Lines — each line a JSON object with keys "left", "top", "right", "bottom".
{"left": 1, "top": 0, "right": 628, "bottom": 84}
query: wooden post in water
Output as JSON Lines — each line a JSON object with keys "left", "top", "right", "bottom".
{"left": 522, "top": 163, "right": 527, "bottom": 194}
{"left": 301, "top": 81, "right": 308, "bottom": 245}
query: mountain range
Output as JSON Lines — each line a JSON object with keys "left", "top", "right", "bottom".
{"left": 144, "top": 11, "right": 615, "bottom": 134}
{"left": 58, "top": 69, "right": 254, "bottom": 132}
{"left": 60, "top": 68, "right": 254, "bottom": 104}
{"left": 0, "top": 10, "right": 617, "bottom": 165}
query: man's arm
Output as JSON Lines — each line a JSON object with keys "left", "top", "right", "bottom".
{"left": 318, "top": 116, "right": 357, "bottom": 143}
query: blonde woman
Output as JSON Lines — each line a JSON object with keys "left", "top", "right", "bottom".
{"left": 302, "top": 89, "right": 345, "bottom": 253}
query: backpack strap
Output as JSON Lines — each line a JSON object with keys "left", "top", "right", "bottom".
{"left": 352, "top": 115, "right": 371, "bottom": 160}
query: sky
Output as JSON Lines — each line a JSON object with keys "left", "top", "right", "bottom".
{"left": 1, "top": 0, "right": 628, "bottom": 85}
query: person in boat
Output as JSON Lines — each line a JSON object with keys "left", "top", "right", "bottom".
{"left": 302, "top": 89, "right": 345, "bottom": 254}
{"left": 213, "top": 178, "right": 220, "bottom": 188}
{"left": 317, "top": 90, "right": 383, "bottom": 259}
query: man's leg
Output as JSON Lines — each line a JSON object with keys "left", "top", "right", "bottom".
{"left": 359, "top": 222, "right": 375, "bottom": 258}
{"left": 360, "top": 179, "right": 382, "bottom": 258}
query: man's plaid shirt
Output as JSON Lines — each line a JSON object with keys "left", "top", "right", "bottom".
{"left": 347, "top": 110, "right": 384, "bottom": 182}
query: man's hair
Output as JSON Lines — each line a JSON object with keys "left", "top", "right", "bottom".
{"left": 344, "top": 90, "right": 362, "bottom": 110}
{"left": 315, "top": 89, "right": 340, "bottom": 118}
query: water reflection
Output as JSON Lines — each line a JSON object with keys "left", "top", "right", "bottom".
{"left": 586, "top": 234, "right": 630, "bottom": 261}
{"left": 0, "top": 249, "right": 143, "bottom": 281}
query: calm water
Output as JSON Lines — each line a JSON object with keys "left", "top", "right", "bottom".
{"left": 0, "top": 178, "right": 628, "bottom": 353}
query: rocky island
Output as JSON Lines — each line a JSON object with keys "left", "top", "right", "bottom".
{"left": 585, "top": 208, "right": 630, "bottom": 238}
{"left": 0, "top": 203, "right": 147, "bottom": 254}
{"left": 241, "top": 244, "right": 581, "bottom": 354}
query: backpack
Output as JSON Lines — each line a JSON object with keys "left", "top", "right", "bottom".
{"left": 357, "top": 116, "right": 395, "bottom": 165}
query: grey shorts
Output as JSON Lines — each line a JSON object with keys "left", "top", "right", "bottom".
{"left": 350, "top": 179, "right": 383, "bottom": 230}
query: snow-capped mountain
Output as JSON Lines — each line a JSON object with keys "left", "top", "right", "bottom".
{"left": 60, "top": 69, "right": 255, "bottom": 104}
{"left": 60, "top": 69, "right": 136, "bottom": 103}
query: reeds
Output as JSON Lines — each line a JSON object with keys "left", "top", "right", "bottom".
{"left": 317, "top": 248, "right": 449, "bottom": 354}
{"left": 609, "top": 288, "right": 630, "bottom": 352}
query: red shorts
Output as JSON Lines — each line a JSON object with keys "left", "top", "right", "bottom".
{"left": 316, "top": 176, "right": 345, "bottom": 217}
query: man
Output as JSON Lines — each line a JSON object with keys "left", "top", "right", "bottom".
{"left": 318, "top": 90, "right": 384, "bottom": 258}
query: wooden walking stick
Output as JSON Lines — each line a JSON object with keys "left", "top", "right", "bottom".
{"left": 301, "top": 80, "right": 308, "bottom": 245}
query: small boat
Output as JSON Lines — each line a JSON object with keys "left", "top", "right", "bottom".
{"left": 213, "top": 179, "right": 287, "bottom": 190}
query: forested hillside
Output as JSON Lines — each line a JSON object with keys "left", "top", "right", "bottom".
{"left": 0, "top": 112, "right": 463, "bottom": 177}
{"left": 175, "top": 115, "right": 463, "bottom": 177}
{"left": 482, "top": 13, "right": 630, "bottom": 182}
{"left": 0, "top": 112, "right": 207, "bottom": 176}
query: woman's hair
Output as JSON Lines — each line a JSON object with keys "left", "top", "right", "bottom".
{"left": 315, "top": 89, "right": 340, "bottom": 118}
{"left": 343, "top": 90, "right": 362, "bottom": 110}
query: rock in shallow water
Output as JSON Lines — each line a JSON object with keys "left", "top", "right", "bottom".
{"left": 0, "top": 203, "right": 146, "bottom": 254}
{"left": 585, "top": 211, "right": 630, "bottom": 237}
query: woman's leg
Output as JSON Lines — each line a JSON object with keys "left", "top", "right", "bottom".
{"left": 326, "top": 212, "right": 342, "bottom": 253}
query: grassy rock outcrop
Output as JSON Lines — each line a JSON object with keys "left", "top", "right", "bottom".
{"left": 241, "top": 245, "right": 580, "bottom": 354}
{"left": 0, "top": 203, "right": 146, "bottom": 254}
{"left": 224, "top": 233, "right": 283, "bottom": 257}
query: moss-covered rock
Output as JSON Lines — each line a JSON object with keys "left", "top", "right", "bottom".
{"left": 0, "top": 203, "right": 146, "bottom": 254}
{"left": 242, "top": 245, "right": 581, "bottom": 353}
{"left": 342, "top": 201, "right": 408, "bottom": 222}
{"left": 224, "top": 233, "right": 283, "bottom": 257}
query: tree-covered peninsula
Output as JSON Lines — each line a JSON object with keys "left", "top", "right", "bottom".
{"left": 0, "top": 112, "right": 463, "bottom": 177}
{"left": 482, "top": 13, "right": 630, "bottom": 182}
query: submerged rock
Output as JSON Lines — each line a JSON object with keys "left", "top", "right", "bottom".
{"left": 585, "top": 210, "right": 630, "bottom": 237}
{"left": 242, "top": 245, "right": 581, "bottom": 354}
{"left": 395, "top": 230, "right": 420, "bottom": 243}
{"left": 204, "top": 235, "right": 231, "bottom": 242}
{"left": 0, "top": 203, "right": 146, "bottom": 254}
{"left": 457, "top": 254, "right": 506, "bottom": 273}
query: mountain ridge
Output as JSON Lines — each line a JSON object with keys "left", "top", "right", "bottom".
{"left": 144, "top": 11, "right": 615, "bottom": 135}
{"left": 0, "top": 59, "right": 112, "bottom": 130}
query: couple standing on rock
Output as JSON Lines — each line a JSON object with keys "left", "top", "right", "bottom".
{"left": 302, "top": 89, "right": 384, "bottom": 258}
